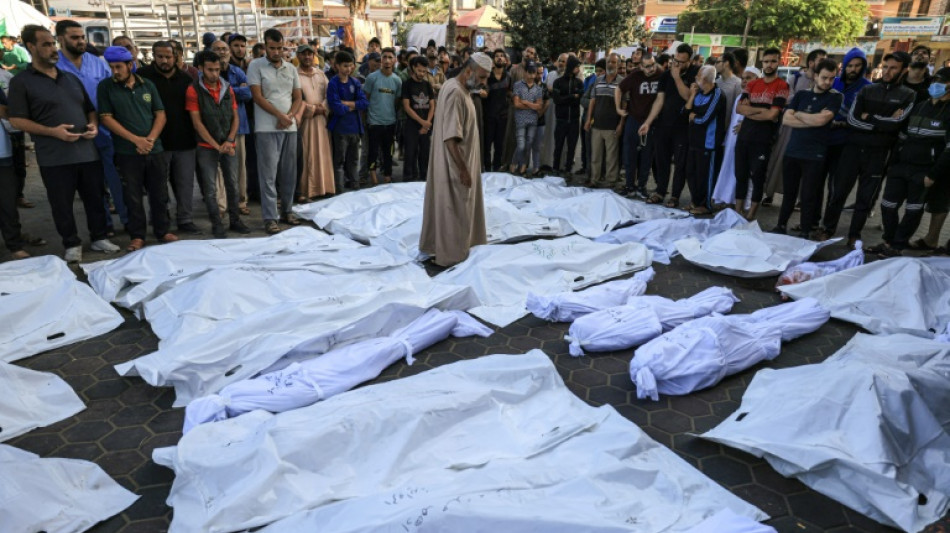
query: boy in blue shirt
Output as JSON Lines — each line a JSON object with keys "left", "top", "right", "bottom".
{"left": 327, "top": 51, "right": 369, "bottom": 191}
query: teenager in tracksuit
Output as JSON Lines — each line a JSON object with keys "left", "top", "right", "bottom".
{"left": 819, "top": 52, "right": 915, "bottom": 246}
{"left": 551, "top": 55, "right": 584, "bottom": 175}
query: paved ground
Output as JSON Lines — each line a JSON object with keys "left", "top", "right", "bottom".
{"left": 6, "top": 149, "right": 950, "bottom": 533}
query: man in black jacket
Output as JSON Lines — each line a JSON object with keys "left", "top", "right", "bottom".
{"left": 551, "top": 55, "right": 583, "bottom": 175}
{"left": 818, "top": 52, "right": 915, "bottom": 246}
{"left": 870, "top": 67, "right": 950, "bottom": 256}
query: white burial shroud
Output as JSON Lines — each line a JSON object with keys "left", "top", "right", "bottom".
{"left": 154, "top": 351, "right": 768, "bottom": 533}
{"left": 0, "top": 361, "right": 84, "bottom": 442}
{"left": 182, "top": 309, "right": 493, "bottom": 433}
{"left": 779, "top": 257, "right": 950, "bottom": 337}
{"left": 108, "top": 237, "right": 478, "bottom": 406}
{"left": 433, "top": 236, "right": 653, "bottom": 327}
{"left": 526, "top": 267, "right": 655, "bottom": 322}
{"left": 566, "top": 287, "right": 739, "bottom": 357}
{"left": 630, "top": 298, "right": 829, "bottom": 401}
{"left": 83, "top": 227, "right": 365, "bottom": 312}
{"left": 776, "top": 240, "right": 864, "bottom": 289}
{"left": 675, "top": 223, "right": 840, "bottom": 278}
{"left": 701, "top": 332, "right": 950, "bottom": 532}
{"left": 596, "top": 208, "right": 749, "bottom": 264}
{"left": 0, "top": 444, "right": 138, "bottom": 533}
{"left": 684, "top": 508, "right": 778, "bottom": 533}
{"left": 532, "top": 190, "right": 687, "bottom": 238}
{"left": 0, "top": 255, "right": 122, "bottom": 363}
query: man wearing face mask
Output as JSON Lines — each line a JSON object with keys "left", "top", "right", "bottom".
{"left": 817, "top": 52, "right": 915, "bottom": 246}
{"left": 868, "top": 67, "right": 950, "bottom": 257}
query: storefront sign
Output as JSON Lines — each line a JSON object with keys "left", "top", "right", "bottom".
{"left": 881, "top": 16, "right": 944, "bottom": 38}
{"left": 644, "top": 16, "right": 678, "bottom": 34}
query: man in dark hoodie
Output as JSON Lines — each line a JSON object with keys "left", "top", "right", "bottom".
{"left": 823, "top": 48, "right": 871, "bottom": 198}
{"left": 551, "top": 55, "right": 584, "bottom": 175}
{"left": 818, "top": 52, "right": 915, "bottom": 246}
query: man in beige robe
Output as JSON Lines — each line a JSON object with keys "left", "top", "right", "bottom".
{"left": 419, "top": 53, "right": 492, "bottom": 267}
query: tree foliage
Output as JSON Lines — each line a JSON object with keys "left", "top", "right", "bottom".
{"left": 677, "top": 0, "right": 868, "bottom": 46}
{"left": 497, "top": 0, "right": 645, "bottom": 60}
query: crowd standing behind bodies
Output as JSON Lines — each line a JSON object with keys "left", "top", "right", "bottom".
{"left": 4, "top": 27, "right": 950, "bottom": 263}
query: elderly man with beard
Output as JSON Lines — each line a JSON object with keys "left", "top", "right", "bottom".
{"left": 419, "top": 52, "right": 492, "bottom": 267}
{"left": 55, "top": 19, "right": 128, "bottom": 235}
{"left": 97, "top": 45, "right": 176, "bottom": 252}
{"left": 140, "top": 41, "right": 202, "bottom": 235}
{"left": 8, "top": 24, "right": 120, "bottom": 262}
{"left": 684, "top": 65, "right": 726, "bottom": 214}
{"left": 818, "top": 53, "right": 915, "bottom": 247}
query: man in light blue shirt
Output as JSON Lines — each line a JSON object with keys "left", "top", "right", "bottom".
{"left": 55, "top": 19, "right": 127, "bottom": 234}
{"left": 363, "top": 47, "right": 401, "bottom": 184}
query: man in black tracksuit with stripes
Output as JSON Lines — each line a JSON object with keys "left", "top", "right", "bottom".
{"left": 819, "top": 52, "right": 916, "bottom": 247}
{"left": 869, "top": 67, "right": 950, "bottom": 256}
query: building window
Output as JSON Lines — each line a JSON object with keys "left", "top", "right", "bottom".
{"left": 917, "top": 0, "right": 932, "bottom": 15}
{"left": 897, "top": 0, "right": 913, "bottom": 16}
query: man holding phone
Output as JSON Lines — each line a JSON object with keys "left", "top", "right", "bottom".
{"left": 7, "top": 24, "right": 119, "bottom": 263}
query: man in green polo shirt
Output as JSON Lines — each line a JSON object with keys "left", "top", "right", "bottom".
{"left": 98, "top": 45, "right": 177, "bottom": 252}
{"left": 1, "top": 35, "right": 30, "bottom": 75}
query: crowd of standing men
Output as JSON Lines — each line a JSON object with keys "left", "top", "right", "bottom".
{"left": 1, "top": 23, "right": 949, "bottom": 264}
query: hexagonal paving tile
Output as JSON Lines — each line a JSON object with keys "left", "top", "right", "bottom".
{"left": 8, "top": 229, "right": 947, "bottom": 532}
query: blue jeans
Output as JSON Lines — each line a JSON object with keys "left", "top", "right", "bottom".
{"left": 255, "top": 131, "right": 297, "bottom": 222}
{"left": 514, "top": 124, "right": 537, "bottom": 168}
{"left": 532, "top": 124, "right": 545, "bottom": 171}
{"left": 623, "top": 117, "right": 654, "bottom": 192}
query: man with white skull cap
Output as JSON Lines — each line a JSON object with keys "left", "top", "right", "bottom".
{"left": 419, "top": 52, "right": 492, "bottom": 266}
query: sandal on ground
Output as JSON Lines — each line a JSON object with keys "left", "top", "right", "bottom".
{"left": 239, "top": 206, "right": 251, "bottom": 216}
{"left": 864, "top": 243, "right": 890, "bottom": 254}
{"left": 909, "top": 238, "right": 938, "bottom": 251}
{"left": 689, "top": 206, "right": 711, "bottom": 215}
{"left": 646, "top": 193, "right": 664, "bottom": 204}
{"left": 127, "top": 238, "right": 145, "bottom": 252}
{"left": 878, "top": 246, "right": 903, "bottom": 258}
{"left": 296, "top": 196, "right": 308, "bottom": 204}
{"left": 665, "top": 197, "right": 679, "bottom": 208}
{"left": 160, "top": 233, "right": 179, "bottom": 243}
{"left": 11, "top": 250, "right": 30, "bottom": 259}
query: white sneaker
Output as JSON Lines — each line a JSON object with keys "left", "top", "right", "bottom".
{"left": 64, "top": 245, "right": 82, "bottom": 263}
{"left": 91, "top": 239, "right": 120, "bottom": 254}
